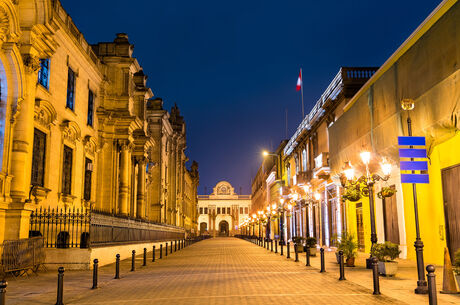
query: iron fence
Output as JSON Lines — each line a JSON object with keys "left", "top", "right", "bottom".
{"left": 1, "top": 237, "right": 45, "bottom": 274}
{"left": 29, "top": 207, "right": 185, "bottom": 248}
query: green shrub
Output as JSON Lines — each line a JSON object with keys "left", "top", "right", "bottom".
{"left": 292, "top": 236, "right": 305, "bottom": 244}
{"left": 305, "top": 237, "right": 317, "bottom": 247}
{"left": 371, "top": 242, "right": 401, "bottom": 262}
{"left": 454, "top": 249, "right": 460, "bottom": 275}
{"left": 337, "top": 233, "right": 358, "bottom": 259}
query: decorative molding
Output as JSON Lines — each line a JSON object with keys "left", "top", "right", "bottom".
{"left": 60, "top": 120, "right": 81, "bottom": 144}
{"left": 22, "top": 54, "right": 41, "bottom": 73}
{"left": 34, "top": 99, "right": 57, "bottom": 129}
{"left": 83, "top": 135, "right": 98, "bottom": 157}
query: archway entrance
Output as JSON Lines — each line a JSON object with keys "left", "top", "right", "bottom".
{"left": 218, "top": 220, "right": 229, "bottom": 236}
{"left": 200, "top": 222, "right": 207, "bottom": 234}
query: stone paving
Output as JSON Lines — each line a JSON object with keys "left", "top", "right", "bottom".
{"left": 4, "top": 237, "right": 419, "bottom": 304}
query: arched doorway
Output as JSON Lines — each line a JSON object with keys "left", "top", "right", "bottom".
{"left": 219, "top": 220, "right": 229, "bottom": 236}
{"left": 200, "top": 222, "right": 207, "bottom": 234}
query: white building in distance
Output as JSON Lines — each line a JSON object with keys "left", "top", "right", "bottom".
{"left": 198, "top": 181, "right": 251, "bottom": 236}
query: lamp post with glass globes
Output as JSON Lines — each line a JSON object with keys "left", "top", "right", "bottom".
{"left": 340, "top": 152, "right": 392, "bottom": 267}
{"left": 300, "top": 184, "right": 321, "bottom": 238}
{"left": 251, "top": 214, "right": 257, "bottom": 238}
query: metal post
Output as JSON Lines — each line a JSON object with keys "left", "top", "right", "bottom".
{"left": 115, "top": 254, "right": 120, "bottom": 279}
{"left": 152, "top": 246, "right": 156, "bottom": 262}
{"left": 295, "top": 245, "right": 299, "bottom": 262}
{"left": 91, "top": 259, "right": 98, "bottom": 289}
{"left": 287, "top": 241, "right": 291, "bottom": 259}
{"left": 271, "top": 240, "right": 273, "bottom": 252}
{"left": 175, "top": 240, "right": 177, "bottom": 252}
{"left": 320, "top": 248, "right": 325, "bottom": 273}
{"left": 280, "top": 241, "right": 284, "bottom": 256}
{"left": 131, "top": 250, "right": 136, "bottom": 271}
{"left": 306, "top": 245, "right": 310, "bottom": 266}
{"left": 339, "top": 251, "right": 345, "bottom": 280}
{"left": 160, "top": 244, "right": 163, "bottom": 259}
{"left": 143, "top": 248, "right": 147, "bottom": 266}
{"left": 427, "top": 265, "right": 437, "bottom": 305}
{"left": 372, "top": 257, "right": 380, "bottom": 295}
{"left": 0, "top": 281, "right": 7, "bottom": 305}
{"left": 275, "top": 240, "right": 278, "bottom": 253}
{"left": 165, "top": 243, "right": 168, "bottom": 257}
{"left": 407, "top": 116, "right": 428, "bottom": 294}
{"left": 170, "top": 241, "right": 173, "bottom": 254}
{"left": 56, "top": 267, "right": 64, "bottom": 305}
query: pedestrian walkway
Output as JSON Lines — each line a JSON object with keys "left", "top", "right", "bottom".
{"left": 3, "top": 238, "right": 432, "bottom": 304}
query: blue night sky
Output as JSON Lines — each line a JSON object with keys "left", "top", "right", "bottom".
{"left": 61, "top": 0, "right": 440, "bottom": 195}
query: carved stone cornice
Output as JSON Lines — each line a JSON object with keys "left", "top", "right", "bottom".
{"left": 60, "top": 120, "right": 81, "bottom": 144}
{"left": 22, "top": 54, "right": 41, "bottom": 73}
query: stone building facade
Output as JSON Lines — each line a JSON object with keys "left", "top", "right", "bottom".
{"left": 0, "top": 0, "right": 199, "bottom": 251}
{"left": 198, "top": 181, "right": 251, "bottom": 236}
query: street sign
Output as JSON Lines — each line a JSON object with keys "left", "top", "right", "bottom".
{"left": 398, "top": 136, "right": 429, "bottom": 184}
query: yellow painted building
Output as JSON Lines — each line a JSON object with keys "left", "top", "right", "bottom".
{"left": 329, "top": 0, "right": 460, "bottom": 264}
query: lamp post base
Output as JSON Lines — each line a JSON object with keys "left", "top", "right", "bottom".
{"left": 415, "top": 282, "right": 428, "bottom": 294}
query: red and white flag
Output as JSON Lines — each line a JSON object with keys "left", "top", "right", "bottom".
{"left": 296, "top": 70, "right": 302, "bottom": 91}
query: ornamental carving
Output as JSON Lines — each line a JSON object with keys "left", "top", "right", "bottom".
{"left": 0, "top": 7, "right": 9, "bottom": 43}
{"left": 34, "top": 99, "right": 57, "bottom": 129}
{"left": 22, "top": 54, "right": 41, "bottom": 73}
{"left": 83, "top": 135, "right": 98, "bottom": 157}
{"left": 60, "top": 120, "right": 81, "bottom": 144}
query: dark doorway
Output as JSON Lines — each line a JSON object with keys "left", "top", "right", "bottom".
{"left": 219, "top": 220, "right": 229, "bottom": 236}
{"left": 200, "top": 222, "right": 207, "bottom": 234}
{"left": 57, "top": 231, "right": 70, "bottom": 248}
{"left": 442, "top": 165, "right": 460, "bottom": 259}
{"left": 382, "top": 185, "right": 400, "bottom": 244}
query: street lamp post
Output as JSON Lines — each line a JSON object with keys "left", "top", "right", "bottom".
{"left": 340, "top": 153, "right": 391, "bottom": 267}
{"left": 401, "top": 99, "right": 428, "bottom": 294}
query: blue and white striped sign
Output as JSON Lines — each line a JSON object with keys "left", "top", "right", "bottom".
{"left": 398, "top": 136, "right": 429, "bottom": 184}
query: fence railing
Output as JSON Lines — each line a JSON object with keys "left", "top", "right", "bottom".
{"left": 1, "top": 237, "right": 45, "bottom": 274}
{"left": 29, "top": 207, "right": 185, "bottom": 248}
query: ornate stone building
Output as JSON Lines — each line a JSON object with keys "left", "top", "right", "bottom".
{"left": 198, "top": 181, "right": 251, "bottom": 237}
{"left": 0, "top": 0, "right": 199, "bottom": 260}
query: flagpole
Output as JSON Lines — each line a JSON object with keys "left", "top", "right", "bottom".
{"left": 300, "top": 68, "right": 304, "bottom": 119}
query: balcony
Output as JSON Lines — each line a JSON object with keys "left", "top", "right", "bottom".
{"left": 295, "top": 170, "right": 313, "bottom": 186}
{"left": 313, "top": 152, "right": 330, "bottom": 180}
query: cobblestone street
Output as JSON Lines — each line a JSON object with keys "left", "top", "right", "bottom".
{"left": 7, "top": 237, "right": 404, "bottom": 305}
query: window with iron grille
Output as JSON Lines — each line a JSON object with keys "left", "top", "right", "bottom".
{"left": 245, "top": 207, "right": 248, "bottom": 214}
{"left": 31, "top": 128, "right": 46, "bottom": 187}
{"left": 200, "top": 207, "right": 203, "bottom": 214}
{"left": 66, "top": 67, "right": 75, "bottom": 110}
{"left": 227, "top": 207, "right": 230, "bottom": 214}
{"left": 204, "top": 207, "right": 208, "bottom": 214}
{"left": 217, "top": 207, "right": 220, "bottom": 214}
{"left": 240, "top": 207, "right": 243, "bottom": 214}
{"left": 62, "top": 145, "right": 73, "bottom": 195}
{"left": 37, "top": 59, "right": 50, "bottom": 89}
{"left": 83, "top": 158, "right": 92, "bottom": 200}
{"left": 87, "top": 89, "right": 94, "bottom": 126}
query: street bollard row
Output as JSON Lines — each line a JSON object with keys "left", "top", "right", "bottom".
{"left": 240, "top": 235, "right": 439, "bottom": 301}
{"left": 0, "top": 281, "right": 7, "bottom": 305}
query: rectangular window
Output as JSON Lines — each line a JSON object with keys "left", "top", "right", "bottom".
{"left": 83, "top": 158, "right": 92, "bottom": 200}
{"left": 227, "top": 207, "right": 230, "bottom": 214}
{"left": 66, "top": 67, "right": 76, "bottom": 110}
{"left": 62, "top": 145, "right": 73, "bottom": 195}
{"left": 200, "top": 207, "right": 203, "bottom": 214}
{"left": 204, "top": 207, "right": 208, "bottom": 214}
{"left": 87, "top": 89, "right": 94, "bottom": 126}
{"left": 37, "top": 59, "right": 50, "bottom": 89}
{"left": 31, "top": 128, "right": 46, "bottom": 187}
{"left": 245, "top": 207, "right": 248, "bottom": 214}
{"left": 240, "top": 207, "right": 243, "bottom": 214}
{"left": 217, "top": 207, "right": 221, "bottom": 214}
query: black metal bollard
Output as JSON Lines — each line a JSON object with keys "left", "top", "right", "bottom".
{"left": 320, "top": 248, "right": 325, "bottom": 273}
{"left": 287, "top": 242, "right": 291, "bottom": 259}
{"left": 165, "top": 243, "right": 168, "bottom": 257}
{"left": 371, "top": 257, "right": 380, "bottom": 295}
{"left": 271, "top": 240, "right": 273, "bottom": 252}
{"left": 131, "top": 250, "right": 136, "bottom": 271}
{"left": 275, "top": 240, "right": 278, "bottom": 253}
{"left": 160, "top": 244, "right": 163, "bottom": 259}
{"left": 115, "top": 254, "right": 120, "bottom": 279}
{"left": 170, "top": 241, "right": 173, "bottom": 254}
{"left": 295, "top": 245, "right": 299, "bottom": 262}
{"left": 152, "top": 246, "right": 156, "bottom": 262}
{"left": 426, "top": 265, "right": 437, "bottom": 305}
{"left": 280, "top": 242, "right": 284, "bottom": 256}
{"left": 179, "top": 240, "right": 181, "bottom": 250}
{"left": 56, "top": 267, "right": 64, "bottom": 305}
{"left": 92, "top": 259, "right": 98, "bottom": 289}
{"left": 339, "top": 251, "right": 345, "bottom": 280}
{"left": 175, "top": 240, "right": 177, "bottom": 252}
{"left": 306, "top": 246, "right": 310, "bottom": 266}
{"left": 0, "top": 280, "right": 7, "bottom": 305}
{"left": 143, "top": 248, "right": 147, "bottom": 266}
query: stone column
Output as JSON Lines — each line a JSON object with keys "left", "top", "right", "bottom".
{"left": 136, "top": 157, "right": 146, "bottom": 219}
{"left": 118, "top": 143, "right": 130, "bottom": 216}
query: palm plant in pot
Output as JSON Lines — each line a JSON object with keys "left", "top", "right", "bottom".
{"left": 454, "top": 249, "right": 460, "bottom": 288}
{"left": 292, "top": 236, "right": 305, "bottom": 253}
{"left": 371, "top": 242, "right": 401, "bottom": 276}
{"left": 337, "top": 233, "right": 358, "bottom": 267}
{"left": 304, "top": 237, "right": 317, "bottom": 256}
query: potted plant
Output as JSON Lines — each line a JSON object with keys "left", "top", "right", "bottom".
{"left": 304, "top": 237, "right": 317, "bottom": 256}
{"left": 454, "top": 249, "right": 460, "bottom": 288}
{"left": 337, "top": 233, "right": 358, "bottom": 267}
{"left": 341, "top": 185, "right": 361, "bottom": 202}
{"left": 377, "top": 186, "right": 397, "bottom": 199}
{"left": 371, "top": 242, "right": 401, "bottom": 276}
{"left": 292, "top": 236, "right": 305, "bottom": 253}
